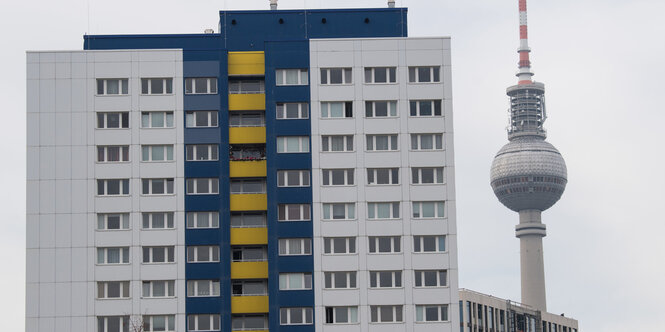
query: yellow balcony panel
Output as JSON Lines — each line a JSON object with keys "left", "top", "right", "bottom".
{"left": 231, "top": 227, "right": 268, "bottom": 245}
{"left": 231, "top": 295, "right": 269, "bottom": 314}
{"left": 229, "top": 94, "right": 266, "bottom": 111}
{"left": 231, "top": 261, "right": 268, "bottom": 279}
{"left": 230, "top": 160, "right": 267, "bottom": 178}
{"left": 229, "top": 127, "right": 266, "bottom": 144}
{"left": 228, "top": 51, "right": 265, "bottom": 76}
{"left": 230, "top": 194, "right": 267, "bottom": 211}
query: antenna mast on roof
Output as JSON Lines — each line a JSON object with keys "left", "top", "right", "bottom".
{"left": 270, "top": 0, "right": 278, "bottom": 10}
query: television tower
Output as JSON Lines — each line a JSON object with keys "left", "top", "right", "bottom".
{"left": 490, "top": 0, "right": 567, "bottom": 312}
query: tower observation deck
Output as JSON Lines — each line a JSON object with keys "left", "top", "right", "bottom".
{"left": 489, "top": 0, "right": 567, "bottom": 312}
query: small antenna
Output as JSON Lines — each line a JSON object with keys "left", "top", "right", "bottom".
{"left": 388, "top": 0, "right": 395, "bottom": 8}
{"left": 516, "top": 0, "right": 534, "bottom": 85}
{"left": 270, "top": 0, "right": 278, "bottom": 10}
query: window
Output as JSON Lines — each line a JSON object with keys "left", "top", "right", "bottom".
{"left": 325, "top": 307, "right": 358, "bottom": 324}
{"left": 97, "top": 213, "right": 130, "bottom": 230}
{"left": 280, "top": 307, "right": 313, "bottom": 325}
{"left": 187, "top": 212, "right": 219, "bottom": 229}
{"left": 365, "top": 67, "right": 397, "bottom": 84}
{"left": 142, "top": 280, "right": 175, "bottom": 298}
{"left": 229, "top": 112, "right": 265, "bottom": 127}
{"left": 320, "top": 68, "right": 352, "bottom": 85}
{"left": 277, "top": 136, "right": 309, "bottom": 153}
{"left": 368, "top": 236, "right": 401, "bottom": 253}
{"left": 321, "top": 135, "right": 353, "bottom": 152}
{"left": 185, "top": 77, "right": 218, "bottom": 94}
{"left": 186, "top": 111, "right": 218, "bottom": 128}
{"left": 187, "top": 178, "right": 219, "bottom": 195}
{"left": 97, "top": 146, "right": 129, "bottom": 162}
{"left": 143, "top": 315, "right": 176, "bottom": 332}
{"left": 277, "top": 170, "right": 310, "bottom": 187}
{"left": 320, "top": 102, "right": 353, "bottom": 118}
{"left": 142, "top": 212, "right": 175, "bottom": 229}
{"left": 323, "top": 237, "right": 356, "bottom": 254}
{"left": 322, "top": 169, "right": 354, "bottom": 186}
{"left": 141, "top": 111, "right": 174, "bottom": 128}
{"left": 370, "top": 305, "right": 403, "bottom": 323}
{"left": 97, "top": 247, "right": 129, "bottom": 264}
{"left": 97, "top": 179, "right": 130, "bottom": 196}
{"left": 369, "top": 271, "right": 402, "bottom": 288}
{"left": 187, "top": 280, "right": 220, "bottom": 297}
{"left": 232, "top": 280, "right": 268, "bottom": 296}
{"left": 409, "top": 100, "right": 442, "bottom": 116}
{"left": 232, "top": 315, "right": 268, "bottom": 331}
{"left": 411, "top": 133, "right": 443, "bottom": 150}
{"left": 416, "top": 305, "right": 449, "bottom": 322}
{"left": 413, "top": 235, "right": 446, "bottom": 252}
{"left": 188, "top": 314, "right": 220, "bottom": 331}
{"left": 412, "top": 201, "right": 445, "bottom": 218}
{"left": 97, "top": 112, "right": 129, "bottom": 129}
{"left": 322, "top": 203, "right": 356, "bottom": 221}
{"left": 366, "top": 134, "right": 398, "bottom": 151}
{"left": 141, "top": 78, "right": 173, "bottom": 94}
{"left": 414, "top": 270, "right": 448, "bottom": 287}
{"left": 97, "top": 281, "right": 130, "bottom": 299}
{"left": 97, "top": 79, "right": 128, "bottom": 95}
{"left": 367, "top": 168, "right": 399, "bottom": 185}
{"left": 324, "top": 271, "right": 356, "bottom": 289}
{"left": 229, "top": 80, "right": 264, "bottom": 94}
{"left": 232, "top": 246, "right": 267, "bottom": 262}
{"left": 408, "top": 66, "right": 440, "bottom": 83}
{"left": 412, "top": 167, "right": 444, "bottom": 184}
{"left": 278, "top": 204, "right": 311, "bottom": 221}
{"left": 230, "top": 144, "right": 265, "bottom": 161}
{"left": 276, "top": 69, "right": 308, "bottom": 86}
{"left": 186, "top": 145, "right": 218, "bottom": 161}
{"left": 142, "top": 246, "right": 175, "bottom": 263}
{"left": 231, "top": 212, "right": 266, "bottom": 228}
{"left": 367, "top": 202, "right": 400, "bottom": 219}
{"left": 97, "top": 316, "right": 129, "bottom": 332}
{"left": 142, "top": 145, "right": 174, "bottom": 162}
{"left": 277, "top": 102, "right": 309, "bottom": 119}
{"left": 187, "top": 246, "right": 220, "bottom": 263}
{"left": 230, "top": 179, "right": 266, "bottom": 194}
{"left": 278, "top": 238, "right": 311, "bottom": 256}
{"left": 365, "top": 101, "right": 397, "bottom": 117}
{"left": 142, "top": 178, "right": 174, "bottom": 195}
{"left": 279, "top": 273, "right": 312, "bottom": 290}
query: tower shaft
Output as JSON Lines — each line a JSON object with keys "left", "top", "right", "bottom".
{"left": 516, "top": 210, "right": 547, "bottom": 311}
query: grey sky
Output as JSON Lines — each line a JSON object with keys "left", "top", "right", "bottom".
{"left": 2, "top": 0, "right": 663, "bottom": 330}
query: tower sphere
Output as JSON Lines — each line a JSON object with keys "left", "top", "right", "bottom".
{"left": 490, "top": 137, "right": 567, "bottom": 212}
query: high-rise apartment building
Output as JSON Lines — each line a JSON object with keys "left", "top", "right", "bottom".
{"left": 26, "top": 6, "right": 457, "bottom": 332}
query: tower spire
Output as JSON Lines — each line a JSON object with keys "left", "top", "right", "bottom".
{"left": 517, "top": 0, "right": 534, "bottom": 85}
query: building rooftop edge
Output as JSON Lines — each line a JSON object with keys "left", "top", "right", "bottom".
{"left": 218, "top": 7, "right": 407, "bottom": 14}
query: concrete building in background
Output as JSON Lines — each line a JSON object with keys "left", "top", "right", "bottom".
{"left": 26, "top": 5, "right": 458, "bottom": 332}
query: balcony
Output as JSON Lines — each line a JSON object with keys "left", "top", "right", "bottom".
{"left": 231, "top": 261, "right": 268, "bottom": 279}
{"left": 228, "top": 51, "right": 265, "bottom": 76}
{"left": 230, "top": 160, "right": 266, "bottom": 178}
{"left": 229, "top": 127, "right": 266, "bottom": 144}
{"left": 231, "top": 295, "right": 269, "bottom": 314}
{"left": 230, "top": 227, "right": 268, "bottom": 245}
{"left": 229, "top": 94, "right": 266, "bottom": 111}
{"left": 230, "top": 194, "right": 267, "bottom": 211}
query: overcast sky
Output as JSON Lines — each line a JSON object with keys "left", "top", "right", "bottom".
{"left": 1, "top": 0, "right": 664, "bottom": 330}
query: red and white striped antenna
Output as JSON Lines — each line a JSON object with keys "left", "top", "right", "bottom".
{"left": 517, "top": 0, "right": 534, "bottom": 85}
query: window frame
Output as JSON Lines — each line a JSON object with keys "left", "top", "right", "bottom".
{"left": 141, "top": 280, "right": 176, "bottom": 298}
{"left": 142, "top": 246, "right": 175, "bottom": 264}
{"left": 277, "top": 170, "right": 311, "bottom": 188}
{"left": 141, "top": 145, "right": 174, "bottom": 162}
{"left": 277, "top": 136, "right": 310, "bottom": 153}
{"left": 367, "top": 202, "right": 400, "bottom": 220}
{"left": 141, "top": 212, "right": 175, "bottom": 230}
{"left": 186, "top": 211, "right": 220, "bottom": 229}
{"left": 186, "top": 144, "right": 219, "bottom": 162}
{"left": 276, "top": 69, "right": 309, "bottom": 86}
{"left": 230, "top": 179, "right": 267, "bottom": 194}
{"left": 97, "top": 213, "right": 130, "bottom": 231}
{"left": 96, "top": 247, "right": 130, "bottom": 265}
{"left": 141, "top": 178, "right": 175, "bottom": 195}
{"left": 187, "top": 314, "right": 221, "bottom": 332}
{"left": 412, "top": 201, "right": 445, "bottom": 219}
{"left": 143, "top": 315, "right": 176, "bottom": 332}
{"left": 365, "top": 100, "right": 398, "bottom": 117}
{"left": 97, "top": 179, "right": 130, "bottom": 196}
{"left": 185, "top": 77, "right": 218, "bottom": 95}
{"left": 364, "top": 67, "right": 397, "bottom": 84}
{"left": 278, "top": 238, "right": 312, "bottom": 256}
{"left": 320, "top": 101, "right": 354, "bottom": 118}
{"left": 415, "top": 304, "right": 449, "bottom": 322}
{"left": 141, "top": 111, "right": 175, "bottom": 128}
{"left": 278, "top": 204, "right": 311, "bottom": 222}
{"left": 325, "top": 306, "right": 359, "bottom": 324}
{"left": 370, "top": 305, "right": 404, "bottom": 323}
{"left": 412, "top": 167, "right": 445, "bottom": 184}
{"left": 96, "top": 78, "right": 129, "bottom": 96}
{"left": 368, "top": 236, "right": 401, "bottom": 254}
{"left": 229, "top": 80, "right": 265, "bottom": 94}
{"left": 97, "top": 281, "right": 130, "bottom": 299}
{"left": 278, "top": 273, "right": 313, "bottom": 291}
{"left": 414, "top": 270, "right": 448, "bottom": 288}
{"left": 187, "top": 280, "right": 221, "bottom": 297}
{"left": 186, "top": 111, "right": 218, "bottom": 128}
{"left": 141, "top": 77, "right": 173, "bottom": 95}
{"left": 366, "top": 134, "right": 399, "bottom": 151}
{"left": 321, "top": 203, "right": 356, "bottom": 221}
{"left": 369, "top": 271, "right": 403, "bottom": 288}
{"left": 187, "top": 245, "right": 220, "bottom": 263}
{"left": 367, "top": 168, "right": 400, "bottom": 185}
{"left": 323, "top": 237, "right": 356, "bottom": 255}
{"left": 97, "top": 316, "right": 130, "bottom": 332}
{"left": 409, "top": 100, "right": 442, "bottom": 117}
{"left": 408, "top": 66, "right": 441, "bottom": 83}
{"left": 229, "top": 111, "right": 265, "bottom": 127}
{"left": 97, "top": 112, "right": 129, "bottom": 129}
{"left": 413, "top": 235, "right": 447, "bottom": 253}
{"left": 410, "top": 133, "right": 444, "bottom": 151}
{"left": 321, "top": 169, "right": 354, "bottom": 186}
{"left": 97, "top": 145, "right": 130, "bottom": 163}
{"left": 280, "top": 307, "right": 313, "bottom": 325}
{"left": 323, "top": 271, "right": 357, "bottom": 289}
{"left": 186, "top": 178, "right": 220, "bottom": 195}
{"left": 320, "top": 67, "right": 353, "bottom": 85}
{"left": 321, "top": 135, "right": 354, "bottom": 152}
{"left": 231, "top": 212, "right": 267, "bottom": 228}
{"left": 276, "top": 102, "right": 309, "bottom": 119}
